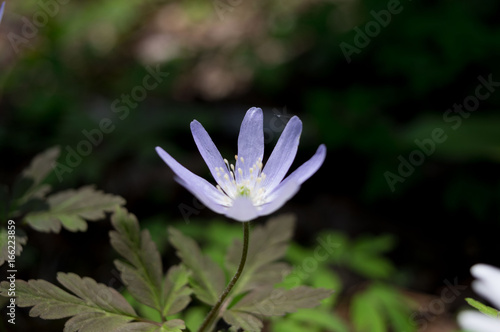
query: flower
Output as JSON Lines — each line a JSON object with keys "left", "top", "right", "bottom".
{"left": 156, "top": 107, "right": 326, "bottom": 222}
{"left": 458, "top": 264, "right": 500, "bottom": 332}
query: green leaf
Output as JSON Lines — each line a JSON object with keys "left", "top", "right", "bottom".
{"left": 24, "top": 185, "right": 125, "bottom": 232}
{"left": 0, "top": 272, "right": 139, "bottom": 332}
{"left": 350, "top": 283, "right": 416, "bottom": 332}
{"left": 114, "top": 320, "right": 186, "bottom": 332}
{"left": 162, "top": 320, "right": 186, "bottom": 332}
{"left": 162, "top": 265, "right": 192, "bottom": 317}
{"left": 372, "top": 284, "right": 416, "bottom": 332}
{"left": 183, "top": 306, "right": 207, "bottom": 332}
{"left": 0, "top": 228, "right": 27, "bottom": 267}
{"left": 21, "top": 146, "right": 61, "bottom": 188}
{"left": 286, "top": 310, "right": 349, "bottom": 332}
{"left": 270, "top": 319, "right": 307, "bottom": 332}
{"left": 374, "top": 285, "right": 416, "bottom": 332}
{"left": 466, "top": 297, "right": 500, "bottom": 318}
{"left": 110, "top": 207, "right": 163, "bottom": 311}
{"left": 351, "top": 290, "right": 386, "bottom": 332}
{"left": 352, "top": 234, "right": 396, "bottom": 254}
{"left": 349, "top": 253, "right": 395, "bottom": 279}
{"left": 231, "top": 286, "right": 333, "bottom": 317}
{"left": 309, "top": 268, "right": 342, "bottom": 306}
{"left": 226, "top": 214, "right": 295, "bottom": 296}
{"left": 348, "top": 235, "right": 396, "bottom": 279}
{"left": 13, "top": 146, "right": 60, "bottom": 206}
{"left": 222, "top": 310, "right": 263, "bottom": 332}
{"left": 168, "top": 227, "right": 225, "bottom": 305}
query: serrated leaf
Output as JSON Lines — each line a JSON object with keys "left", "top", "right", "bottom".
{"left": 162, "top": 265, "right": 192, "bottom": 316}
{"left": 226, "top": 214, "right": 295, "bottom": 296}
{"left": 56, "top": 272, "right": 137, "bottom": 316}
{"left": 466, "top": 297, "right": 500, "bottom": 318}
{"left": 168, "top": 227, "right": 225, "bottom": 305}
{"left": 110, "top": 207, "right": 163, "bottom": 311}
{"left": 0, "top": 228, "right": 27, "bottom": 266}
{"left": 22, "top": 146, "right": 61, "bottom": 188}
{"left": 222, "top": 310, "right": 263, "bottom": 332}
{"left": 14, "top": 146, "right": 60, "bottom": 205}
{"left": 0, "top": 272, "right": 139, "bottom": 332}
{"left": 24, "top": 185, "right": 125, "bottom": 233}
{"left": 232, "top": 286, "right": 333, "bottom": 317}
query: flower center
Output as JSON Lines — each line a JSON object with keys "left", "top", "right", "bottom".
{"left": 214, "top": 155, "right": 267, "bottom": 206}
{"left": 238, "top": 185, "right": 251, "bottom": 197}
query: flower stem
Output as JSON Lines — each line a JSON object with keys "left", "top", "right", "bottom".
{"left": 198, "top": 222, "right": 250, "bottom": 332}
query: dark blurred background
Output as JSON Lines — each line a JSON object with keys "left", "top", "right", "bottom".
{"left": 1, "top": 0, "right": 500, "bottom": 331}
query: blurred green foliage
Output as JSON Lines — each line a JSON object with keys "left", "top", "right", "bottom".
{"left": 172, "top": 218, "right": 416, "bottom": 331}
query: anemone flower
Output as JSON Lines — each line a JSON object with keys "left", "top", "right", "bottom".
{"left": 156, "top": 107, "right": 326, "bottom": 222}
{"left": 458, "top": 264, "right": 500, "bottom": 332}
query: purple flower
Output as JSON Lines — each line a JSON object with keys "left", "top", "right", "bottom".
{"left": 156, "top": 107, "right": 326, "bottom": 222}
{"left": 458, "top": 264, "right": 500, "bottom": 332}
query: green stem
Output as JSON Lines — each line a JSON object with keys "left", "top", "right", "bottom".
{"left": 198, "top": 222, "right": 250, "bottom": 332}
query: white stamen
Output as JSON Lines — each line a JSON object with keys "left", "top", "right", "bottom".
{"left": 212, "top": 152, "right": 272, "bottom": 207}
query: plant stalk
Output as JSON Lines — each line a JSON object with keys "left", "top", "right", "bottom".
{"left": 198, "top": 221, "right": 250, "bottom": 332}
